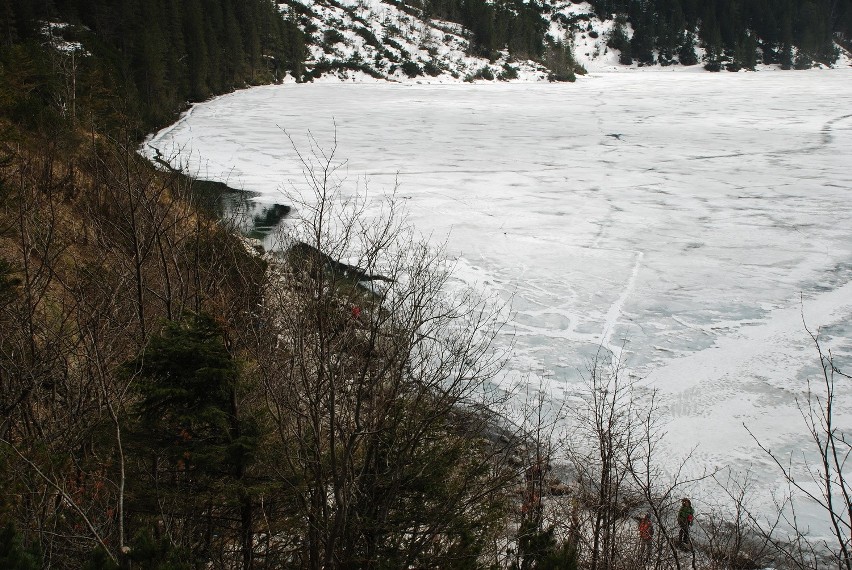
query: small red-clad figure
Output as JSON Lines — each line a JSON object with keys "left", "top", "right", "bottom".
{"left": 638, "top": 513, "right": 653, "bottom": 560}
{"left": 351, "top": 305, "right": 362, "bottom": 319}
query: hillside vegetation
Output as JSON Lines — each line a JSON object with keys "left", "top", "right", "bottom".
{"left": 586, "top": 0, "right": 852, "bottom": 69}
{"left": 2, "top": 1, "right": 851, "bottom": 569}
{"left": 264, "top": 0, "right": 852, "bottom": 82}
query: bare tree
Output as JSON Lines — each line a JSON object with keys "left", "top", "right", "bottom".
{"left": 704, "top": 469, "right": 772, "bottom": 570}
{"left": 507, "top": 379, "right": 578, "bottom": 570}
{"left": 557, "top": 345, "right": 723, "bottom": 570}
{"left": 0, "top": 134, "right": 126, "bottom": 566}
{"left": 746, "top": 326, "right": 851, "bottom": 570}
{"left": 249, "top": 133, "right": 518, "bottom": 568}
{"left": 625, "top": 384, "right": 722, "bottom": 570}
{"left": 564, "top": 348, "right": 645, "bottom": 570}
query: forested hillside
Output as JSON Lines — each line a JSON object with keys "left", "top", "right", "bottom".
{"left": 3, "top": 0, "right": 305, "bottom": 131}
{"left": 286, "top": 0, "right": 852, "bottom": 80}
{"left": 589, "top": 0, "right": 852, "bottom": 69}
{"left": 4, "top": 0, "right": 850, "bottom": 120}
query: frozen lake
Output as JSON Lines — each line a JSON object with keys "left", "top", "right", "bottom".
{"left": 146, "top": 70, "right": 852, "bottom": 532}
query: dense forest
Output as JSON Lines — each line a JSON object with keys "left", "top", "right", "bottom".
{"left": 592, "top": 0, "right": 852, "bottom": 69}
{"left": 401, "top": 0, "right": 852, "bottom": 70}
{"left": 413, "top": 0, "right": 550, "bottom": 60}
{"left": 2, "top": 0, "right": 852, "bottom": 569}
{"left": 2, "top": 0, "right": 306, "bottom": 131}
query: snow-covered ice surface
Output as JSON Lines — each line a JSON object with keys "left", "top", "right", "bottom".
{"left": 145, "top": 70, "right": 852, "bottom": 537}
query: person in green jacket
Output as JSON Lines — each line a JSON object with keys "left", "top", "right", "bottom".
{"left": 678, "top": 498, "right": 694, "bottom": 545}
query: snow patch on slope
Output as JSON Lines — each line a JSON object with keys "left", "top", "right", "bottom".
{"left": 283, "top": 0, "right": 551, "bottom": 83}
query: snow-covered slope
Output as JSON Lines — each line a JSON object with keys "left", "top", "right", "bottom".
{"left": 284, "top": 0, "right": 552, "bottom": 82}
{"left": 284, "top": 0, "right": 851, "bottom": 82}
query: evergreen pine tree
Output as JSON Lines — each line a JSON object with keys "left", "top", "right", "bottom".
{"left": 629, "top": 6, "right": 656, "bottom": 65}
{"left": 843, "top": 2, "right": 852, "bottom": 49}
{"left": 223, "top": 3, "right": 246, "bottom": 84}
{"left": 793, "top": 48, "right": 813, "bottom": 69}
{"left": 678, "top": 29, "right": 698, "bottom": 65}
{"left": 183, "top": 0, "right": 210, "bottom": 100}
{"left": 780, "top": 41, "right": 793, "bottom": 68}
{"left": 758, "top": 4, "right": 781, "bottom": 66}
{"left": 657, "top": 0, "right": 685, "bottom": 64}
{"left": 680, "top": 0, "right": 699, "bottom": 29}
{"left": 127, "top": 313, "right": 262, "bottom": 565}
{"left": 202, "top": 0, "right": 224, "bottom": 93}
{"left": 163, "top": 0, "right": 189, "bottom": 108}
{"left": 131, "top": 313, "right": 256, "bottom": 481}
{"left": 716, "top": 0, "right": 741, "bottom": 50}
{"left": 0, "top": 0, "right": 17, "bottom": 47}
{"left": 778, "top": 0, "right": 794, "bottom": 69}
{"left": 608, "top": 16, "right": 633, "bottom": 64}
{"left": 133, "top": 1, "right": 168, "bottom": 123}
{"left": 513, "top": 519, "right": 578, "bottom": 570}
{"left": 0, "top": 523, "right": 41, "bottom": 570}
{"left": 741, "top": 30, "right": 758, "bottom": 69}
{"left": 703, "top": 22, "right": 724, "bottom": 71}
{"left": 545, "top": 38, "right": 577, "bottom": 81}
{"left": 283, "top": 12, "right": 306, "bottom": 80}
